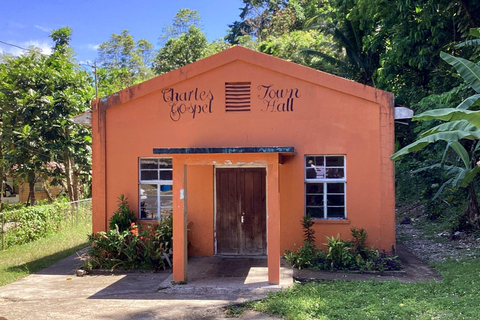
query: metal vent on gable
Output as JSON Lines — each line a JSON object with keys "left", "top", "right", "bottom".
{"left": 225, "top": 82, "right": 251, "bottom": 112}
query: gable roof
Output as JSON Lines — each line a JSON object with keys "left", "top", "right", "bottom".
{"left": 97, "top": 46, "right": 393, "bottom": 111}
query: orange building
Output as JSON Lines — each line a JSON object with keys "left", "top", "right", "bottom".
{"left": 91, "top": 46, "right": 396, "bottom": 284}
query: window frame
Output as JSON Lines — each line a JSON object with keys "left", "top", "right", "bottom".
{"left": 138, "top": 158, "right": 173, "bottom": 220}
{"left": 305, "top": 155, "right": 347, "bottom": 220}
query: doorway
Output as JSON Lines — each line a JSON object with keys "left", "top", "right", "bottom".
{"left": 215, "top": 168, "right": 266, "bottom": 255}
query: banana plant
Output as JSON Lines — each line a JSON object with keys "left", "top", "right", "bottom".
{"left": 391, "top": 29, "right": 480, "bottom": 227}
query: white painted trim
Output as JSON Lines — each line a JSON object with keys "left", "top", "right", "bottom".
{"left": 304, "top": 155, "right": 347, "bottom": 220}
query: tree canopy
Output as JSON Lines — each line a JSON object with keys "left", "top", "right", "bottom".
{"left": 0, "top": 27, "right": 93, "bottom": 205}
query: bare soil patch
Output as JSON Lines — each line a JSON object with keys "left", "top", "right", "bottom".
{"left": 396, "top": 203, "right": 480, "bottom": 263}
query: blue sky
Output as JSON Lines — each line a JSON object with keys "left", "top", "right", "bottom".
{"left": 0, "top": 0, "right": 243, "bottom": 63}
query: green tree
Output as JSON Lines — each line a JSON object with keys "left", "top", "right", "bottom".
{"left": 258, "top": 30, "right": 339, "bottom": 73}
{"left": 153, "top": 25, "right": 209, "bottom": 75}
{"left": 0, "top": 27, "right": 93, "bottom": 204}
{"left": 225, "top": 0, "right": 325, "bottom": 43}
{"left": 161, "top": 8, "right": 202, "bottom": 40}
{"left": 392, "top": 30, "right": 480, "bottom": 228}
{"left": 97, "top": 29, "right": 154, "bottom": 91}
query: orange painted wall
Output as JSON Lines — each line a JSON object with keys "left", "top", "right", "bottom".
{"left": 186, "top": 165, "right": 214, "bottom": 256}
{"left": 92, "top": 46, "right": 395, "bottom": 253}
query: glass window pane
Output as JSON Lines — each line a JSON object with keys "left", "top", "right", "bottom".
{"left": 141, "top": 170, "right": 158, "bottom": 180}
{"left": 306, "top": 165, "right": 317, "bottom": 179}
{"left": 314, "top": 156, "right": 324, "bottom": 166}
{"left": 160, "top": 195, "right": 173, "bottom": 207}
{"left": 327, "top": 195, "right": 345, "bottom": 206}
{"left": 140, "top": 184, "right": 158, "bottom": 220}
{"left": 161, "top": 208, "right": 173, "bottom": 217}
{"left": 306, "top": 183, "right": 323, "bottom": 194}
{"left": 306, "top": 207, "right": 323, "bottom": 219}
{"left": 141, "top": 184, "right": 158, "bottom": 195}
{"left": 160, "top": 170, "right": 172, "bottom": 180}
{"left": 140, "top": 159, "right": 158, "bottom": 170}
{"left": 326, "top": 156, "right": 344, "bottom": 166}
{"left": 326, "top": 168, "right": 344, "bottom": 179}
{"left": 306, "top": 195, "right": 323, "bottom": 206}
{"left": 327, "top": 206, "right": 345, "bottom": 218}
{"left": 315, "top": 167, "right": 325, "bottom": 179}
{"left": 305, "top": 156, "right": 315, "bottom": 167}
{"left": 140, "top": 207, "right": 157, "bottom": 220}
{"left": 327, "top": 183, "right": 344, "bottom": 193}
{"left": 159, "top": 158, "right": 172, "bottom": 168}
{"left": 160, "top": 185, "right": 172, "bottom": 193}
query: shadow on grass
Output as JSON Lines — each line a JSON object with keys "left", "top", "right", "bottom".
{"left": 6, "top": 242, "right": 89, "bottom": 276}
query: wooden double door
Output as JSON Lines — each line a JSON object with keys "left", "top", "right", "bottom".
{"left": 216, "top": 168, "right": 267, "bottom": 255}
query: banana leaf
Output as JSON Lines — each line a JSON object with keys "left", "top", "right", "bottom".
{"left": 456, "top": 94, "right": 480, "bottom": 110}
{"left": 391, "top": 130, "right": 480, "bottom": 160}
{"left": 414, "top": 108, "right": 480, "bottom": 128}
{"left": 440, "top": 52, "right": 480, "bottom": 93}
{"left": 419, "top": 120, "right": 478, "bottom": 137}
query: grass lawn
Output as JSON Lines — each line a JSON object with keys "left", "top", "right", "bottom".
{"left": 230, "top": 259, "right": 480, "bottom": 319}
{"left": 0, "top": 220, "right": 91, "bottom": 286}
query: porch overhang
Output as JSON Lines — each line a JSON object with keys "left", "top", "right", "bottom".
{"left": 153, "top": 146, "right": 295, "bottom": 156}
{"left": 168, "top": 151, "right": 283, "bottom": 285}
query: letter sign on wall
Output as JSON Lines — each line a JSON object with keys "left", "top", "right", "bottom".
{"left": 161, "top": 87, "right": 214, "bottom": 122}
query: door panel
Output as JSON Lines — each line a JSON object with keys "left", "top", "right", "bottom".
{"left": 216, "top": 169, "right": 240, "bottom": 254}
{"left": 216, "top": 168, "right": 266, "bottom": 255}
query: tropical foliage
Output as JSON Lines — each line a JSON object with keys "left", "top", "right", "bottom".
{"left": 85, "top": 216, "right": 173, "bottom": 271}
{"left": 392, "top": 28, "right": 480, "bottom": 229}
{"left": 0, "top": 27, "right": 93, "bottom": 205}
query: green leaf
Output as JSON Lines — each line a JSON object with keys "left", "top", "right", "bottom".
{"left": 412, "top": 163, "right": 455, "bottom": 173}
{"left": 419, "top": 120, "right": 478, "bottom": 137}
{"left": 455, "top": 39, "right": 480, "bottom": 48}
{"left": 471, "top": 28, "right": 480, "bottom": 38}
{"left": 459, "top": 167, "right": 480, "bottom": 188}
{"left": 450, "top": 141, "right": 470, "bottom": 169}
{"left": 391, "top": 130, "right": 480, "bottom": 160}
{"left": 456, "top": 94, "right": 480, "bottom": 110}
{"left": 23, "top": 124, "right": 31, "bottom": 135}
{"left": 414, "top": 108, "right": 480, "bottom": 128}
{"left": 432, "top": 178, "right": 454, "bottom": 200}
{"left": 440, "top": 52, "right": 480, "bottom": 93}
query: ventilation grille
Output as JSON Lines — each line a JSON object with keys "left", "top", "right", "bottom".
{"left": 225, "top": 82, "right": 251, "bottom": 112}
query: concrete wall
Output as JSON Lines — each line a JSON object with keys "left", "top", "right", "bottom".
{"left": 92, "top": 46, "right": 395, "bottom": 253}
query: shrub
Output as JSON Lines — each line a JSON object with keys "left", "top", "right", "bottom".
{"left": 350, "top": 227, "right": 373, "bottom": 261}
{"left": 285, "top": 221, "right": 402, "bottom": 272}
{"left": 86, "top": 216, "right": 173, "bottom": 271}
{"left": 301, "top": 214, "right": 315, "bottom": 245}
{"left": 325, "top": 234, "right": 356, "bottom": 270}
{"left": 365, "top": 250, "right": 403, "bottom": 271}
{"left": 284, "top": 215, "right": 329, "bottom": 269}
{"left": 4, "top": 201, "right": 70, "bottom": 247}
{"left": 109, "top": 195, "right": 137, "bottom": 232}
{"left": 285, "top": 242, "right": 329, "bottom": 270}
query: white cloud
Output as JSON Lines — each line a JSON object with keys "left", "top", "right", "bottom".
{"left": 24, "top": 40, "right": 53, "bottom": 55}
{"left": 34, "top": 24, "right": 51, "bottom": 33}
{"left": 87, "top": 43, "right": 100, "bottom": 51}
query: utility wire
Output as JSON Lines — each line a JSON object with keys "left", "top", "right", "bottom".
{"left": 1, "top": 39, "right": 99, "bottom": 102}
{"left": 0, "top": 39, "right": 95, "bottom": 68}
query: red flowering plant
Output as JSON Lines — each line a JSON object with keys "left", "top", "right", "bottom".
{"left": 140, "top": 216, "right": 173, "bottom": 270}
{"left": 86, "top": 216, "right": 173, "bottom": 271}
{"left": 129, "top": 222, "right": 139, "bottom": 236}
